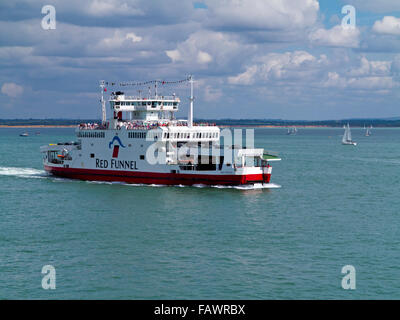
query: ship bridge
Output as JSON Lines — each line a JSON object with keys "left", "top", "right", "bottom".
{"left": 111, "top": 91, "right": 180, "bottom": 122}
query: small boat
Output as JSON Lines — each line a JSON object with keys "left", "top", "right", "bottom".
{"left": 342, "top": 123, "right": 357, "bottom": 146}
{"left": 20, "top": 132, "right": 29, "bottom": 137}
{"left": 365, "top": 125, "right": 372, "bottom": 137}
{"left": 286, "top": 127, "right": 297, "bottom": 135}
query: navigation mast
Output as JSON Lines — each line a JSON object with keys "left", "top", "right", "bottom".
{"left": 100, "top": 80, "right": 106, "bottom": 124}
{"left": 188, "top": 75, "right": 194, "bottom": 128}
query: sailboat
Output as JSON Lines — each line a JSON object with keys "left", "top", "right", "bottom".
{"left": 286, "top": 127, "right": 297, "bottom": 135}
{"left": 365, "top": 125, "right": 372, "bottom": 137}
{"left": 342, "top": 123, "right": 357, "bottom": 146}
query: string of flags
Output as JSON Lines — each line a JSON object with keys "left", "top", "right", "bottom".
{"left": 104, "top": 77, "right": 190, "bottom": 87}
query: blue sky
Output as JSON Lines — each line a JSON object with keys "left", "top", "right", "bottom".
{"left": 0, "top": 0, "right": 400, "bottom": 120}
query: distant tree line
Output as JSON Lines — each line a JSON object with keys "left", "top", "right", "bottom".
{"left": 197, "top": 119, "right": 400, "bottom": 127}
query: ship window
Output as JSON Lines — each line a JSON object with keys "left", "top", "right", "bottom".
{"left": 90, "top": 153, "right": 95, "bottom": 158}
{"left": 140, "top": 155, "right": 145, "bottom": 160}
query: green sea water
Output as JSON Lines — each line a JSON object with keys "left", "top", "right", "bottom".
{"left": 1, "top": 127, "right": 400, "bottom": 299}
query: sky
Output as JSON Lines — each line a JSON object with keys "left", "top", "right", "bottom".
{"left": 0, "top": 0, "right": 400, "bottom": 120}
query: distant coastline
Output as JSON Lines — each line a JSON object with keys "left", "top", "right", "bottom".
{"left": 0, "top": 118, "right": 399, "bottom": 128}
{"left": 0, "top": 125, "right": 76, "bottom": 128}
{"left": 0, "top": 124, "right": 332, "bottom": 128}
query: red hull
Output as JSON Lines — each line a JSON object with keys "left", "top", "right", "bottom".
{"left": 44, "top": 165, "right": 271, "bottom": 186}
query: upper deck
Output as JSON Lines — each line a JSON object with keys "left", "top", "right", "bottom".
{"left": 111, "top": 93, "right": 181, "bottom": 113}
{"left": 77, "top": 120, "right": 217, "bottom": 131}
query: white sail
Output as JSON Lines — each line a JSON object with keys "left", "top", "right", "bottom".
{"left": 342, "top": 123, "right": 353, "bottom": 143}
{"left": 346, "top": 124, "right": 352, "bottom": 141}
{"left": 342, "top": 126, "right": 348, "bottom": 143}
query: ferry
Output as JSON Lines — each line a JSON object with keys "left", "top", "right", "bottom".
{"left": 40, "top": 77, "right": 280, "bottom": 186}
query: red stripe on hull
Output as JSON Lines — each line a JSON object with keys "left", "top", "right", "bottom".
{"left": 44, "top": 165, "right": 271, "bottom": 186}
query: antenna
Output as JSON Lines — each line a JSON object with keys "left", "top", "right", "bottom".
{"left": 100, "top": 80, "right": 106, "bottom": 124}
{"left": 188, "top": 75, "right": 194, "bottom": 128}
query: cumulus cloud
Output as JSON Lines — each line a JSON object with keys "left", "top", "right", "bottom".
{"left": 323, "top": 56, "right": 397, "bottom": 91}
{"left": 348, "top": 56, "right": 392, "bottom": 77}
{"left": 98, "top": 31, "right": 142, "bottom": 49}
{"left": 323, "top": 72, "right": 396, "bottom": 90}
{"left": 86, "top": 0, "right": 144, "bottom": 17}
{"left": 1, "top": 82, "right": 23, "bottom": 98}
{"left": 205, "top": 0, "right": 319, "bottom": 31}
{"left": 309, "top": 25, "right": 360, "bottom": 48}
{"left": 229, "top": 51, "right": 328, "bottom": 85}
{"left": 372, "top": 16, "right": 400, "bottom": 35}
{"left": 165, "top": 30, "right": 247, "bottom": 70}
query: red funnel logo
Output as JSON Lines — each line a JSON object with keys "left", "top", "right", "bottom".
{"left": 112, "top": 145, "right": 120, "bottom": 158}
{"left": 109, "top": 136, "right": 125, "bottom": 158}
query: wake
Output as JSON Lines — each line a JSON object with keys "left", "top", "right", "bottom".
{"left": 0, "top": 166, "right": 47, "bottom": 179}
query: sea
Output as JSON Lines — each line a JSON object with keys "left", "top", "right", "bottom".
{"left": 1, "top": 127, "right": 400, "bottom": 299}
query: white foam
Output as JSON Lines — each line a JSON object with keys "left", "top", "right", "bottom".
{"left": 213, "top": 183, "right": 281, "bottom": 190}
{"left": 0, "top": 166, "right": 47, "bottom": 179}
{"left": 86, "top": 180, "right": 282, "bottom": 190}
